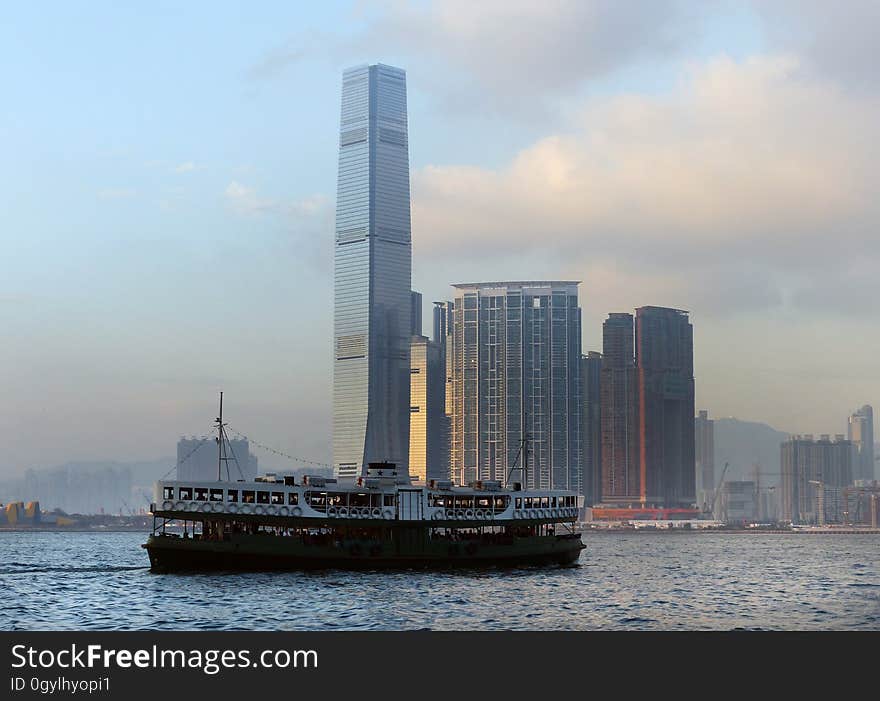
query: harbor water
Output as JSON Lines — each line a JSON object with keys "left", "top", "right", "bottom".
{"left": 0, "top": 531, "right": 877, "bottom": 630}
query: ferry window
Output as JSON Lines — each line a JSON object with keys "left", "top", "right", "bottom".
{"left": 163, "top": 487, "right": 174, "bottom": 500}
{"left": 551, "top": 497, "right": 557, "bottom": 508}
{"left": 383, "top": 494, "right": 395, "bottom": 507}
{"left": 288, "top": 493, "right": 299, "bottom": 505}
{"left": 477, "top": 497, "right": 490, "bottom": 508}
{"left": 257, "top": 491, "right": 270, "bottom": 504}
{"left": 496, "top": 496, "right": 509, "bottom": 509}
{"left": 524, "top": 497, "right": 532, "bottom": 509}
{"left": 210, "top": 489, "right": 224, "bottom": 501}
{"left": 271, "top": 492, "right": 284, "bottom": 504}
{"left": 242, "top": 490, "right": 255, "bottom": 503}
{"left": 227, "top": 490, "right": 239, "bottom": 503}
{"left": 194, "top": 488, "right": 208, "bottom": 501}
{"left": 329, "top": 493, "right": 344, "bottom": 506}
{"left": 371, "top": 494, "right": 381, "bottom": 508}
{"left": 307, "top": 492, "right": 327, "bottom": 510}
{"left": 179, "top": 487, "right": 192, "bottom": 500}
{"left": 350, "top": 493, "right": 370, "bottom": 507}
{"left": 515, "top": 498, "right": 522, "bottom": 509}
{"left": 540, "top": 497, "right": 549, "bottom": 508}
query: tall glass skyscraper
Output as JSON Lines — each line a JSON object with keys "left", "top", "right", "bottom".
{"left": 333, "top": 64, "right": 412, "bottom": 478}
{"left": 449, "top": 282, "right": 582, "bottom": 491}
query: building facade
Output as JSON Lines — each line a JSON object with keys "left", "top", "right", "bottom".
{"left": 580, "top": 351, "right": 602, "bottom": 506}
{"left": 695, "top": 409, "right": 715, "bottom": 511}
{"left": 848, "top": 405, "right": 875, "bottom": 482}
{"left": 718, "top": 481, "right": 757, "bottom": 525}
{"left": 449, "top": 282, "right": 581, "bottom": 491}
{"left": 781, "top": 434, "right": 854, "bottom": 524}
{"left": 600, "top": 313, "right": 640, "bottom": 504}
{"left": 333, "top": 63, "right": 412, "bottom": 478}
{"left": 408, "top": 334, "right": 447, "bottom": 482}
{"left": 635, "top": 306, "right": 696, "bottom": 507}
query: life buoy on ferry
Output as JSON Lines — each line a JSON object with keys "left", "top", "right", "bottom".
{"left": 240, "top": 504, "right": 252, "bottom": 515}
{"left": 371, "top": 508, "right": 381, "bottom": 518}
{"left": 162, "top": 501, "right": 174, "bottom": 511}
{"left": 279, "top": 506, "right": 289, "bottom": 517}
{"left": 381, "top": 509, "right": 393, "bottom": 520}
{"left": 267, "top": 505, "right": 277, "bottom": 516}
{"left": 464, "top": 509, "right": 475, "bottom": 519}
{"left": 327, "top": 507, "right": 337, "bottom": 517}
{"left": 291, "top": 506, "right": 302, "bottom": 517}
{"left": 200, "top": 503, "right": 212, "bottom": 513}
{"left": 338, "top": 507, "right": 349, "bottom": 518}
{"left": 227, "top": 504, "right": 238, "bottom": 514}
{"left": 212, "top": 502, "right": 224, "bottom": 513}
{"left": 254, "top": 505, "right": 265, "bottom": 516}
{"left": 431, "top": 511, "right": 441, "bottom": 520}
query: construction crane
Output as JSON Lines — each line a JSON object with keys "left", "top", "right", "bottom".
{"left": 707, "top": 461, "right": 729, "bottom": 518}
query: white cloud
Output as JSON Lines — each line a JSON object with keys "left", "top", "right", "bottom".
{"left": 173, "top": 161, "right": 201, "bottom": 173}
{"left": 410, "top": 55, "right": 880, "bottom": 317}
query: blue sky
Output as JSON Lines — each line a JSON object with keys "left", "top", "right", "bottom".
{"left": 2, "top": 1, "right": 878, "bottom": 475}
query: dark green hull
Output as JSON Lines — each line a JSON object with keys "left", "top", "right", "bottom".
{"left": 143, "top": 532, "right": 585, "bottom": 572}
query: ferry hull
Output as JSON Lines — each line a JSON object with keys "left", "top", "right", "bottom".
{"left": 143, "top": 533, "right": 584, "bottom": 572}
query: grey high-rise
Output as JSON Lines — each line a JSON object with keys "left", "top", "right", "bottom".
{"left": 449, "top": 282, "right": 582, "bottom": 491}
{"left": 333, "top": 64, "right": 412, "bottom": 478}
{"left": 848, "top": 405, "right": 875, "bottom": 482}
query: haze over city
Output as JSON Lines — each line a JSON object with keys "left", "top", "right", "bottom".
{"left": 3, "top": 1, "right": 878, "bottom": 477}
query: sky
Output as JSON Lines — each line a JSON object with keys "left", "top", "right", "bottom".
{"left": 2, "top": 1, "right": 878, "bottom": 477}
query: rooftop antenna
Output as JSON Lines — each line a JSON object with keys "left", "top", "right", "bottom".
{"left": 505, "top": 416, "right": 530, "bottom": 489}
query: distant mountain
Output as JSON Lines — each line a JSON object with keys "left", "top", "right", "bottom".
{"left": 713, "top": 418, "right": 789, "bottom": 487}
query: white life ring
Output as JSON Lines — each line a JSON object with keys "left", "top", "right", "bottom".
{"left": 371, "top": 508, "right": 381, "bottom": 518}
{"left": 352, "top": 507, "right": 363, "bottom": 518}
{"left": 200, "top": 502, "right": 212, "bottom": 513}
{"left": 162, "top": 500, "right": 174, "bottom": 511}
{"left": 381, "top": 509, "right": 393, "bottom": 520}
{"left": 464, "top": 509, "right": 474, "bottom": 519}
{"left": 338, "top": 507, "right": 349, "bottom": 518}
{"left": 240, "top": 504, "right": 252, "bottom": 515}
{"left": 173, "top": 501, "right": 185, "bottom": 511}
{"left": 227, "top": 503, "right": 238, "bottom": 514}
{"left": 279, "top": 506, "right": 289, "bottom": 517}
{"left": 431, "top": 511, "right": 440, "bottom": 520}
{"left": 327, "top": 507, "right": 337, "bottom": 517}
{"left": 267, "top": 505, "right": 278, "bottom": 516}
{"left": 212, "top": 502, "right": 224, "bottom": 513}
{"left": 291, "top": 506, "right": 302, "bottom": 517}
{"left": 254, "top": 505, "right": 265, "bottom": 516}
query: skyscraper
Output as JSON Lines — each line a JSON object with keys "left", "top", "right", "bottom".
{"left": 411, "top": 290, "right": 423, "bottom": 336}
{"left": 781, "top": 434, "right": 854, "bottom": 524}
{"left": 600, "top": 313, "right": 640, "bottom": 504}
{"left": 409, "top": 334, "right": 446, "bottom": 482}
{"left": 635, "top": 306, "right": 695, "bottom": 507}
{"left": 695, "top": 409, "right": 715, "bottom": 510}
{"left": 333, "top": 64, "right": 412, "bottom": 478}
{"left": 848, "top": 405, "right": 875, "bottom": 482}
{"left": 580, "top": 351, "right": 602, "bottom": 506}
{"left": 449, "top": 282, "right": 581, "bottom": 491}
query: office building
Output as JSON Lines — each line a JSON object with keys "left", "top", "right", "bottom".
{"left": 449, "top": 282, "right": 581, "bottom": 491}
{"left": 333, "top": 63, "right": 412, "bottom": 478}
{"left": 635, "top": 306, "right": 696, "bottom": 507}
{"left": 695, "top": 409, "right": 715, "bottom": 511}
{"left": 580, "top": 351, "right": 602, "bottom": 506}
{"left": 848, "top": 405, "right": 875, "bottom": 482}
{"left": 600, "top": 313, "right": 640, "bottom": 504}
{"left": 411, "top": 290, "right": 423, "bottom": 336}
{"left": 781, "top": 434, "right": 854, "bottom": 524}
{"left": 718, "top": 481, "right": 757, "bottom": 524}
{"left": 409, "top": 334, "right": 447, "bottom": 482}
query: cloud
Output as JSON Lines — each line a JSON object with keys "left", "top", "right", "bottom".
{"left": 173, "top": 161, "right": 201, "bottom": 173}
{"left": 224, "top": 181, "right": 277, "bottom": 215}
{"left": 410, "top": 55, "right": 880, "bottom": 317}
{"left": 754, "top": 0, "right": 880, "bottom": 92}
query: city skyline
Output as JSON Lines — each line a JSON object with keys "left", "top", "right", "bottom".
{"left": 3, "top": 2, "right": 880, "bottom": 476}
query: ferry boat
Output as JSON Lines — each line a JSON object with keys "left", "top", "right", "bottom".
{"left": 143, "top": 398, "right": 585, "bottom": 572}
